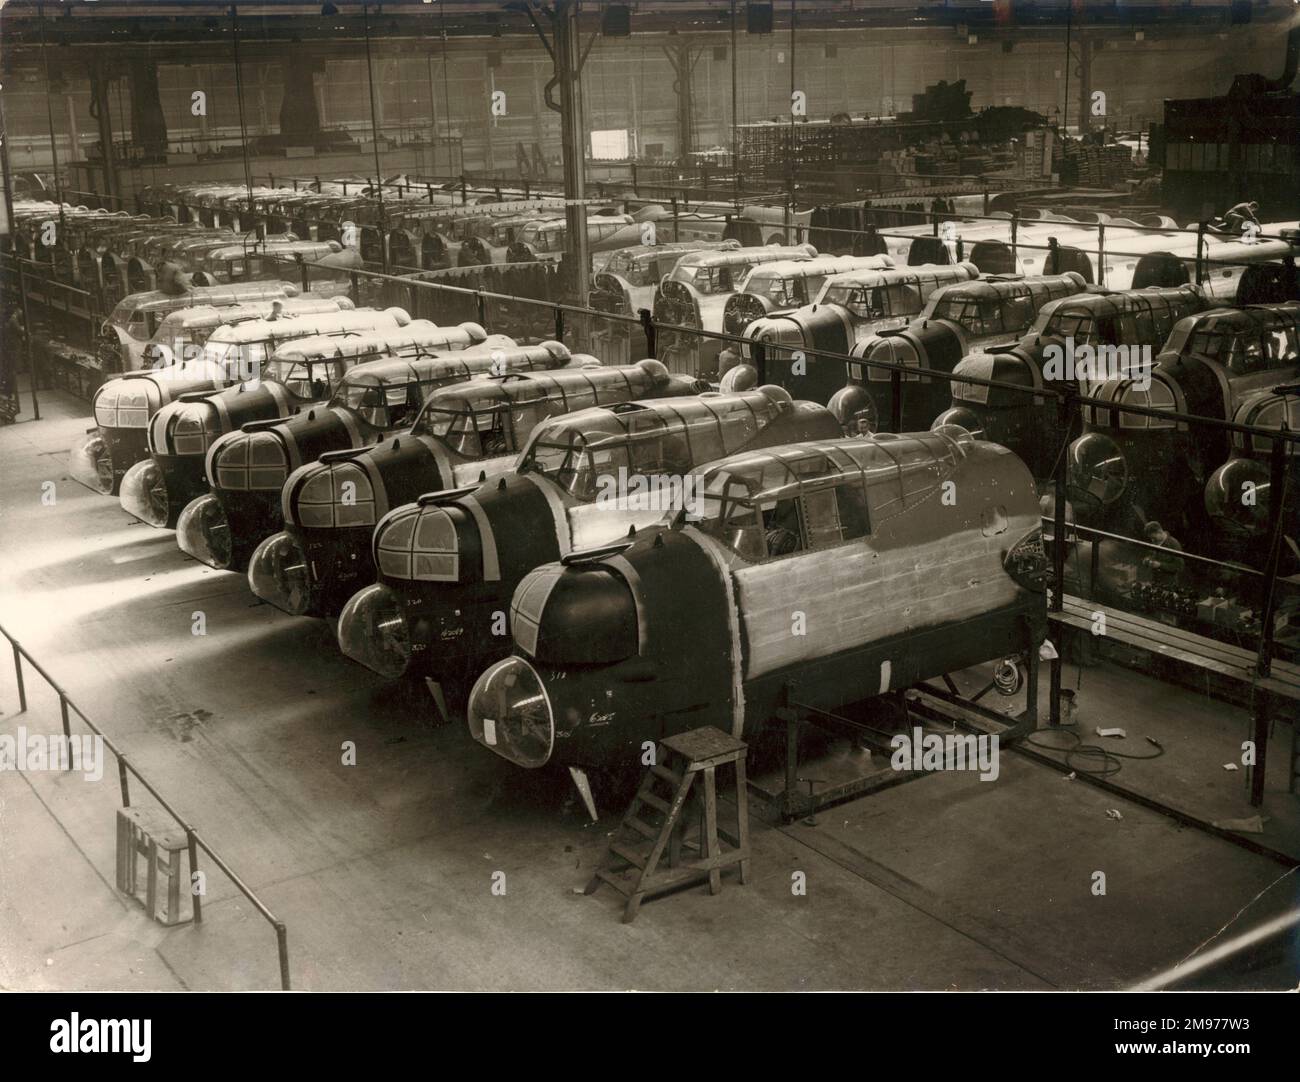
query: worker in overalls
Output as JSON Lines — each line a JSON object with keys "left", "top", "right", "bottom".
{"left": 1141, "top": 520, "right": 1185, "bottom": 585}
{"left": 1046, "top": 236, "right": 1062, "bottom": 275}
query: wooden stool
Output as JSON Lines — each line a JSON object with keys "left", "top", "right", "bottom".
{"left": 585, "top": 726, "right": 750, "bottom": 922}
{"left": 115, "top": 807, "right": 192, "bottom": 927}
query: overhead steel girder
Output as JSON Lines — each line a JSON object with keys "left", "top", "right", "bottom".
{"left": 0, "top": 0, "right": 1287, "bottom": 54}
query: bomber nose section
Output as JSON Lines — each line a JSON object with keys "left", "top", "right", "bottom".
{"left": 827, "top": 384, "right": 878, "bottom": 434}
{"left": 467, "top": 657, "right": 554, "bottom": 768}
{"left": 337, "top": 583, "right": 413, "bottom": 678}
{"left": 1067, "top": 432, "right": 1129, "bottom": 508}
{"left": 69, "top": 429, "right": 115, "bottom": 494}
{"left": 744, "top": 316, "right": 804, "bottom": 360}
{"left": 248, "top": 530, "right": 313, "bottom": 615}
{"left": 931, "top": 406, "right": 986, "bottom": 440}
{"left": 119, "top": 459, "right": 171, "bottom": 527}
{"left": 1205, "top": 458, "right": 1270, "bottom": 537}
{"left": 176, "top": 493, "right": 232, "bottom": 568}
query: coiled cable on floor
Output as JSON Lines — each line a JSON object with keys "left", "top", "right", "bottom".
{"left": 1024, "top": 726, "right": 1166, "bottom": 778}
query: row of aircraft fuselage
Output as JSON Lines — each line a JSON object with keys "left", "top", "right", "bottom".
{"left": 50, "top": 198, "right": 1300, "bottom": 787}
{"left": 9, "top": 180, "right": 709, "bottom": 344}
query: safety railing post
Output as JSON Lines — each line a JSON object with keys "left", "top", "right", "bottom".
{"left": 1257, "top": 436, "right": 1288, "bottom": 682}
{"left": 300, "top": 260, "right": 310, "bottom": 294}
{"left": 1048, "top": 391, "right": 1073, "bottom": 727}
{"left": 12, "top": 642, "right": 27, "bottom": 713}
{"left": 750, "top": 340, "right": 766, "bottom": 385}
{"left": 59, "top": 694, "right": 71, "bottom": 769}
{"left": 638, "top": 309, "right": 656, "bottom": 359}
{"left": 889, "top": 367, "right": 902, "bottom": 432}
{"left": 476, "top": 292, "right": 487, "bottom": 327}
{"left": 553, "top": 306, "right": 564, "bottom": 343}
{"left": 187, "top": 830, "right": 203, "bottom": 925}
{"left": 13, "top": 257, "right": 41, "bottom": 420}
{"left": 349, "top": 272, "right": 360, "bottom": 306}
{"left": 1243, "top": 434, "right": 1290, "bottom": 805}
{"left": 1097, "top": 222, "right": 1106, "bottom": 287}
{"left": 1010, "top": 211, "right": 1019, "bottom": 265}
{"left": 1195, "top": 222, "right": 1206, "bottom": 285}
{"left": 117, "top": 757, "right": 131, "bottom": 807}
{"left": 276, "top": 924, "right": 292, "bottom": 990}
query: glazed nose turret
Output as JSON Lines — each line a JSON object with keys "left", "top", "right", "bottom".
{"left": 466, "top": 656, "right": 554, "bottom": 768}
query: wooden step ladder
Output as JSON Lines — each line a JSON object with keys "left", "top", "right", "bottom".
{"left": 585, "top": 726, "right": 750, "bottom": 923}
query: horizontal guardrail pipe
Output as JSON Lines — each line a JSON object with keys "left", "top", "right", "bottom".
{"left": 189, "top": 172, "right": 1276, "bottom": 245}
{"left": 0, "top": 620, "right": 291, "bottom": 990}
{"left": 1042, "top": 516, "right": 1270, "bottom": 578}
{"left": 268, "top": 251, "right": 1300, "bottom": 447}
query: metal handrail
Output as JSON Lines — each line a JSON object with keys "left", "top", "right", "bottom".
{"left": 120, "top": 176, "right": 1293, "bottom": 284}
{"left": 0, "top": 253, "right": 96, "bottom": 302}
{"left": 0, "top": 620, "right": 291, "bottom": 991}
{"left": 1044, "top": 516, "right": 1269, "bottom": 579}
{"left": 272, "top": 251, "right": 1300, "bottom": 446}
{"left": 229, "top": 169, "right": 1285, "bottom": 243}
{"left": 7, "top": 228, "right": 1295, "bottom": 447}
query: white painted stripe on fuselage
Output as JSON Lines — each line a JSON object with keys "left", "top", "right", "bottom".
{"left": 205, "top": 394, "right": 232, "bottom": 442}
{"left": 457, "top": 493, "right": 501, "bottom": 582}
{"left": 272, "top": 423, "right": 302, "bottom": 471}
{"left": 683, "top": 528, "right": 747, "bottom": 739}
{"left": 264, "top": 380, "right": 290, "bottom": 415}
{"left": 604, "top": 555, "right": 648, "bottom": 648}
{"left": 334, "top": 406, "right": 363, "bottom": 454}
{"left": 521, "top": 471, "right": 573, "bottom": 553}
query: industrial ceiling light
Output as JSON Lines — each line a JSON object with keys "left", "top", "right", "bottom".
{"left": 601, "top": 3, "right": 631, "bottom": 37}
{"left": 746, "top": 2, "right": 773, "bottom": 35}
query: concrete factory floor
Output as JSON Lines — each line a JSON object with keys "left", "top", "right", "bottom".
{"left": 2, "top": 386, "right": 1298, "bottom": 992}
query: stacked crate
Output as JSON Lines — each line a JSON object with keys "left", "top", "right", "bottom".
{"left": 1065, "top": 143, "right": 1134, "bottom": 187}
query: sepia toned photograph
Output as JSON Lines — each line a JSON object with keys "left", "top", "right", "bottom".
{"left": 0, "top": 0, "right": 1296, "bottom": 1026}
